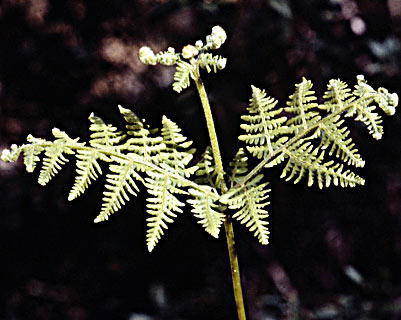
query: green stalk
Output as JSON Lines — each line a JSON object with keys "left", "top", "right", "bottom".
{"left": 194, "top": 75, "right": 247, "bottom": 320}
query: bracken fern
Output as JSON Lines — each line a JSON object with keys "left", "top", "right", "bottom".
{"left": 1, "top": 25, "right": 398, "bottom": 320}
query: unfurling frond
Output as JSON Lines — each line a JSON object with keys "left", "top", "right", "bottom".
{"left": 145, "top": 170, "right": 186, "bottom": 252}
{"left": 118, "top": 105, "right": 165, "bottom": 163}
{"left": 344, "top": 75, "right": 396, "bottom": 140}
{"left": 239, "top": 86, "right": 289, "bottom": 158}
{"left": 355, "top": 75, "right": 398, "bottom": 116}
{"left": 221, "top": 174, "right": 270, "bottom": 245}
{"left": 198, "top": 53, "right": 227, "bottom": 73}
{"left": 188, "top": 187, "right": 224, "bottom": 238}
{"left": 173, "top": 60, "right": 194, "bottom": 93}
{"left": 139, "top": 26, "right": 228, "bottom": 94}
{"left": 285, "top": 78, "right": 320, "bottom": 130}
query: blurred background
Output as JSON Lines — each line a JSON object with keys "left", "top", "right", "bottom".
{"left": 1, "top": 0, "right": 401, "bottom": 319}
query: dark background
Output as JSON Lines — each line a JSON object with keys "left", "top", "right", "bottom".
{"left": 1, "top": 0, "right": 401, "bottom": 319}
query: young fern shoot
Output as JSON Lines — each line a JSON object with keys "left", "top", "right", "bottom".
{"left": 1, "top": 26, "right": 398, "bottom": 320}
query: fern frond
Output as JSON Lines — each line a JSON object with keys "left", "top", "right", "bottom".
{"left": 281, "top": 140, "right": 364, "bottom": 189}
{"left": 321, "top": 79, "right": 353, "bottom": 113}
{"left": 236, "top": 75, "right": 397, "bottom": 190}
{"left": 68, "top": 149, "right": 107, "bottom": 201}
{"left": 24, "top": 135, "right": 47, "bottom": 172}
{"left": 228, "top": 148, "right": 249, "bottom": 185}
{"left": 173, "top": 60, "right": 194, "bottom": 93}
{"left": 239, "top": 86, "right": 289, "bottom": 158}
{"left": 118, "top": 105, "right": 165, "bottom": 162}
{"left": 285, "top": 78, "right": 320, "bottom": 130}
{"left": 145, "top": 170, "right": 186, "bottom": 252}
{"left": 89, "top": 113, "right": 124, "bottom": 148}
{"left": 38, "top": 129, "right": 79, "bottom": 186}
{"left": 95, "top": 157, "right": 143, "bottom": 222}
{"left": 355, "top": 75, "right": 397, "bottom": 116}
{"left": 198, "top": 53, "right": 227, "bottom": 73}
{"left": 160, "top": 116, "right": 197, "bottom": 177}
{"left": 344, "top": 75, "right": 396, "bottom": 140}
{"left": 195, "top": 146, "right": 216, "bottom": 185}
{"left": 318, "top": 116, "right": 365, "bottom": 167}
{"left": 187, "top": 187, "right": 224, "bottom": 238}
{"left": 220, "top": 174, "right": 270, "bottom": 245}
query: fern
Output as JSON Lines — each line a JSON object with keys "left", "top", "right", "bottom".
{"left": 239, "top": 86, "right": 289, "bottom": 158}
{"left": 198, "top": 53, "right": 227, "bottom": 73}
{"left": 1, "top": 26, "right": 397, "bottom": 251}
{"left": 194, "top": 146, "right": 217, "bottom": 185}
{"left": 68, "top": 149, "right": 105, "bottom": 201}
{"left": 68, "top": 113, "right": 119, "bottom": 200}
{"left": 145, "top": 169, "right": 187, "bottom": 252}
{"left": 24, "top": 135, "right": 45, "bottom": 172}
{"left": 88, "top": 113, "right": 124, "bottom": 148}
{"left": 118, "top": 105, "right": 165, "bottom": 163}
{"left": 237, "top": 76, "right": 395, "bottom": 191}
{"left": 38, "top": 129, "right": 80, "bottom": 186}
{"left": 280, "top": 139, "right": 364, "bottom": 188}
{"left": 173, "top": 60, "right": 194, "bottom": 93}
{"left": 187, "top": 187, "right": 224, "bottom": 239}
{"left": 221, "top": 174, "right": 270, "bottom": 245}
{"left": 95, "top": 157, "right": 143, "bottom": 222}
{"left": 1, "top": 25, "right": 398, "bottom": 319}
{"left": 1, "top": 104, "right": 217, "bottom": 251}
{"left": 160, "top": 115, "right": 197, "bottom": 177}
{"left": 284, "top": 78, "right": 320, "bottom": 130}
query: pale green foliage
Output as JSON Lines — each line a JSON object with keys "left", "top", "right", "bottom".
{"left": 221, "top": 174, "right": 270, "bottom": 245}
{"left": 198, "top": 53, "right": 227, "bottom": 73}
{"left": 221, "top": 148, "right": 271, "bottom": 244}
{"left": 145, "top": 170, "right": 187, "bottom": 252}
{"left": 188, "top": 187, "right": 224, "bottom": 239}
{"left": 1, "top": 106, "right": 221, "bottom": 251}
{"left": 139, "top": 26, "right": 227, "bottom": 93}
{"left": 96, "top": 157, "right": 143, "bottom": 223}
{"left": 173, "top": 60, "right": 194, "bottom": 93}
{"left": 160, "top": 116, "right": 198, "bottom": 177}
{"left": 38, "top": 129, "right": 81, "bottom": 186}
{"left": 68, "top": 149, "right": 104, "bottom": 201}
{"left": 239, "top": 86, "right": 289, "bottom": 158}
{"left": 118, "top": 105, "right": 165, "bottom": 163}
{"left": 238, "top": 76, "right": 397, "bottom": 192}
{"left": 1, "top": 26, "right": 398, "bottom": 251}
{"left": 285, "top": 78, "right": 320, "bottom": 130}
{"left": 194, "top": 146, "right": 217, "bottom": 185}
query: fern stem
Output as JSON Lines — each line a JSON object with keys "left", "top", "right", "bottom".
{"left": 224, "top": 217, "right": 247, "bottom": 320}
{"left": 194, "top": 74, "right": 247, "bottom": 320}
{"left": 194, "top": 77, "right": 224, "bottom": 177}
